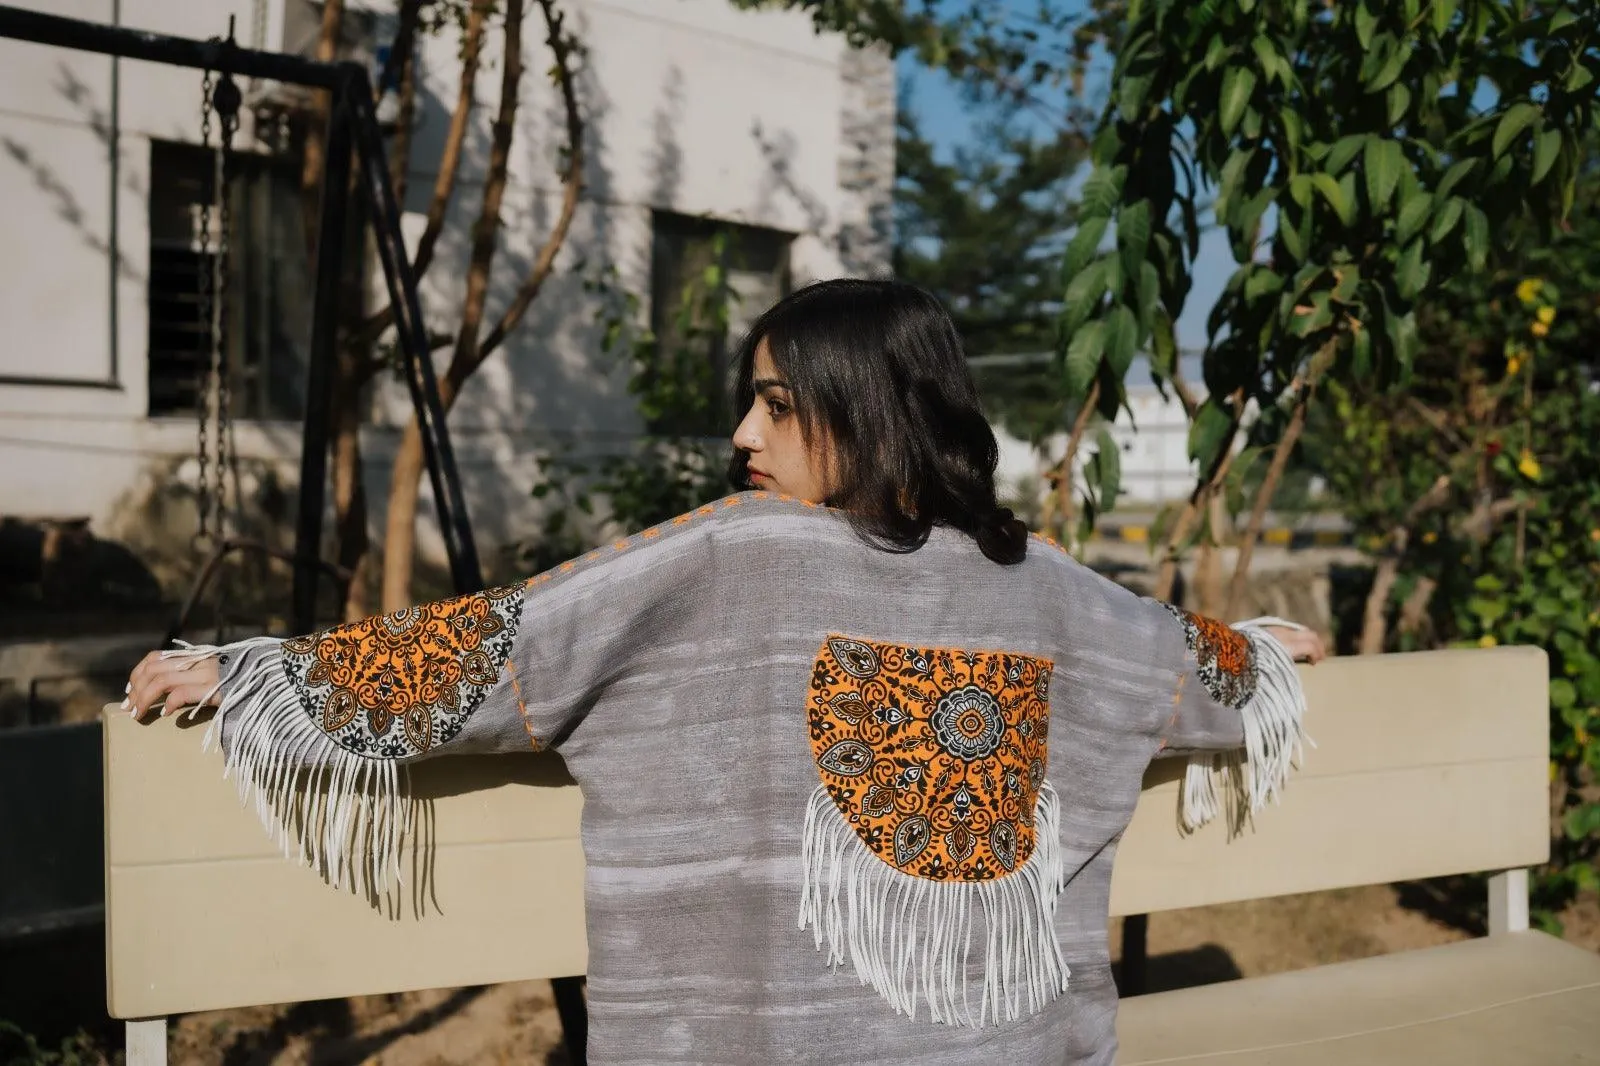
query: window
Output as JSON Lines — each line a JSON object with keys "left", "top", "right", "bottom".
{"left": 146, "top": 141, "right": 316, "bottom": 420}
{"left": 649, "top": 212, "right": 792, "bottom": 435}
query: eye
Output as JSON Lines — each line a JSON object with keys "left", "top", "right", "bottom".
{"left": 765, "top": 396, "right": 791, "bottom": 418}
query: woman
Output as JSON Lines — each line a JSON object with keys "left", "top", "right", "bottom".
{"left": 128, "top": 279, "right": 1322, "bottom": 1064}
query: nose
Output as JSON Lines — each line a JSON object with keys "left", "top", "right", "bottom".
{"left": 732, "top": 407, "right": 762, "bottom": 452}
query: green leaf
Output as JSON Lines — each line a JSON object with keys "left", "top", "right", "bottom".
{"left": 1364, "top": 138, "right": 1404, "bottom": 213}
{"left": 1385, "top": 306, "right": 1419, "bottom": 368}
{"left": 1312, "top": 172, "right": 1355, "bottom": 225}
{"left": 1150, "top": 309, "right": 1178, "bottom": 380}
{"left": 1429, "top": 197, "right": 1464, "bottom": 243}
{"left": 1367, "top": 40, "right": 1410, "bottom": 92}
{"left": 1434, "top": 157, "right": 1478, "bottom": 200}
{"left": 1396, "top": 191, "right": 1433, "bottom": 245}
{"left": 1064, "top": 320, "right": 1107, "bottom": 399}
{"left": 1081, "top": 165, "right": 1128, "bottom": 218}
{"left": 1279, "top": 204, "right": 1310, "bottom": 262}
{"left": 1326, "top": 134, "right": 1368, "bottom": 175}
{"left": 1532, "top": 127, "right": 1562, "bottom": 184}
{"left": 1395, "top": 240, "right": 1431, "bottom": 300}
{"left": 1351, "top": 321, "right": 1374, "bottom": 376}
{"left": 1386, "top": 83, "right": 1412, "bottom": 127}
{"left": 1550, "top": 8, "right": 1577, "bottom": 33}
{"left": 1137, "top": 262, "right": 1162, "bottom": 327}
{"left": 1289, "top": 290, "right": 1335, "bottom": 338}
{"left": 1188, "top": 400, "right": 1235, "bottom": 469}
{"left": 1462, "top": 203, "right": 1489, "bottom": 271}
{"left": 1563, "top": 802, "right": 1600, "bottom": 843}
{"left": 1244, "top": 266, "right": 1284, "bottom": 303}
{"left": 1063, "top": 216, "right": 1110, "bottom": 282}
{"left": 1220, "top": 67, "right": 1258, "bottom": 138}
{"left": 1431, "top": 0, "right": 1457, "bottom": 34}
{"left": 1118, "top": 199, "right": 1153, "bottom": 275}
{"left": 1355, "top": 3, "right": 1378, "bottom": 50}
{"left": 1090, "top": 427, "right": 1123, "bottom": 508}
{"left": 1104, "top": 305, "right": 1139, "bottom": 379}
{"left": 1061, "top": 259, "right": 1109, "bottom": 335}
{"left": 1492, "top": 102, "right": 1541, "bottom": 158}
{"left": 1250, "top": 35, "right": 1278, "bottom": 84}
{"left": 1204, "top": 33, "right": 1231, "bottom": 72}
{"left": 1565, "top": 64, "right": 1595, "bottom": 93}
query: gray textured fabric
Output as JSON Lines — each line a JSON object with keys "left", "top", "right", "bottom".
{"left": 216, "top": 493, "right": 1270, "bottom": 1064}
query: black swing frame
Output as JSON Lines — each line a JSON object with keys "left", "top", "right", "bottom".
{"left": 0, "top": 5, "right": 589, "bottom": 1060}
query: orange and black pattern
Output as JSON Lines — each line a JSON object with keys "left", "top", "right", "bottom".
{"left": 283, "top": 584, "right": 523, "bottom": 759}
{"left": 1161, "top": 603, "right": 1257, "bottom": 708}
{"left": 808, "top": 636, "right": 1054, "bottom": 882}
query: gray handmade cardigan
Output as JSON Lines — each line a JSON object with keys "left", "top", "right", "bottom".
{"left": 182, "top": 492, "right": 1308, "bottom": 1065}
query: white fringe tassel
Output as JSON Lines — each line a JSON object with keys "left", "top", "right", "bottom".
{"left": 1179, "top": 618, "right": 1313, "bottom": 837}
{"left": 163, "top": 639, "right": 412, "bottom": 900}
{"left": 799, "top": 782, "right": 1069, "bottom": 1027}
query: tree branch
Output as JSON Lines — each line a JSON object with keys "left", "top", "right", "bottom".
{"left": 476, "top": 0, "right": 586, "bottom": 361}
{"left": 1223, "top": 373, "right": 1313, "bottom": 619}
{"left": 1044, "top": 380, "right": 1100, "bottom": 541}
{"left": 352, "top": 0, "right": 492, "bottom": 354}
{"left": 1357, "top": 473, "right": 1451, "bottom": 655}
{"left": 1155, "top": 388, "right": 1245, "bottom": 602}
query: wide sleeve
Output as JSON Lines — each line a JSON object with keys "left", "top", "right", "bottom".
{"left": 160, "top": 507, "right": 721, "bottom": 896}
{"left": 1147, "top": 602, "right": 1312, "bottom": 837}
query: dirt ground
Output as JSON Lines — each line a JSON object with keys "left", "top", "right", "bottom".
{"left": 140, "top": 886, "right": 1595, "bottom": 1065}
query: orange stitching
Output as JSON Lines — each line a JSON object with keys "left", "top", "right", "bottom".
{"left": 505, "top": 657, "right": 543, "bottom": 752}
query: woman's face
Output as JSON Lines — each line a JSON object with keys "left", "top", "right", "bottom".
{"left": 732, "top": 339, "right": 832, "bottom": 503}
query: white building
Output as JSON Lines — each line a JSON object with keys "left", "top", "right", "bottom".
{"left": 0, "top": 0, "right": 893, "bottom": 589}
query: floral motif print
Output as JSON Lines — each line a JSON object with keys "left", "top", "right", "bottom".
{"left": 282, "top": 584, "right": 523, "bottom": 759}
{"left": 1161, "top": 602, "right": 1258, "bottom": 708}
{"left": 808, "top": 635, "right": 1054, "bottom": 882}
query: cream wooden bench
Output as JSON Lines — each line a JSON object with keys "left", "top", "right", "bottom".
{"left": 103, "top": 645, "right": 1600, "bottom": 1064}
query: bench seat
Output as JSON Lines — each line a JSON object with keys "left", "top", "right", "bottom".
{"left": 1118, "top": 930, "right": 1600, "bottom": 1064}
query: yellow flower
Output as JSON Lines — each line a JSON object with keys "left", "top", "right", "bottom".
{"left": 1590, "top": 528, "right": 1600, "bottom": 542}
{"left": 1518, "top": 449, "right": 1542, "bottom": 480}
{"left": 1479, "top": 634, "right": 1498, "bottom": 648}
{"left": 1578, "top": 724, "right": 1591, "bottom": 747}
{"left": 1507, "top": 354, "right": 1523, "bottom": 375}
{"left": 1422, "top": 531, "right": 1438, "bottom": 544}
{"left": 1516, "top": 277, "right": 1542, "bottom": 305}
{"left": 1536, "top": 305, "right": 1557, "bottom": 326}
{"left": 1531, "top": 320, "right": 1550, "bottom": 338}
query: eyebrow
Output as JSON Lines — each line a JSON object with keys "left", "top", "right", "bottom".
{"left": 752, "top": 377, "right": 791, "bottom": 392}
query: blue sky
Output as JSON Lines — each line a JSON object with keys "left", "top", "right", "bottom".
{"left": 895, "top": 4, "right": 1235, "bottom": 354}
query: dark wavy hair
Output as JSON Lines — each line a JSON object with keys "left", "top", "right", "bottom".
{"left": 727, "top": 278, "right": 1028, "bottom": 565}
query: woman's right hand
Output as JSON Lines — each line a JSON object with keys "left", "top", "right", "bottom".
{"left": 124, "top": 651, "right": 221, "bottom": 722}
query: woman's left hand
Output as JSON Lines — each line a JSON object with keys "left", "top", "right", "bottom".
{"left": 1261, "top": 626, "right": 1326, "bottom": 665}
{"left": 124, "top": 651, "right": 221, "bottom": 722}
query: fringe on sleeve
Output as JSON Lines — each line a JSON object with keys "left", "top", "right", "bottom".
{"left": 1178, "top": 618, "right": 1313, "bottom": 837}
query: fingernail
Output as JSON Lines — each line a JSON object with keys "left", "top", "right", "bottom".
{"left": 120, "top": 698, "right": 130, "bottom": 711}
{"left": 124, "top": 682, "right": 132, "bottom": 694}
{"left": 127, "top": 704, "right": 138, "bottom": 719}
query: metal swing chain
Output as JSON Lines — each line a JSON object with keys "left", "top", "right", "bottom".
{"left": 195, "top": 67, "right": 215, "bottom": 552}
{"left": 214, "top": 71, "right": 241, "bottom": 542}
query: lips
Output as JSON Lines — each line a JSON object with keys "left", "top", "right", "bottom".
{"left": 748, "top": 467, "right": 770, "bottom": 484}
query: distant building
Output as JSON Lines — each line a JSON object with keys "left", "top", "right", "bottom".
{"left": 0, "top": 0, "right": 894, "bottom": 576}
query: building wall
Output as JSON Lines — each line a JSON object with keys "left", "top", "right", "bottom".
{"left": 0, "top": 0, "right": 893, "bottom": 579}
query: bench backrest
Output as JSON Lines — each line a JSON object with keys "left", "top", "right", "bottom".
{"left": 103, "top": 645, "right": 1550, "bottom": 1019}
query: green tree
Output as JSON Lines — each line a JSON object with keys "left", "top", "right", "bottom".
{"left": 1060, "top": 0, "right": 1599, "bottom": 607}
{"left": 894, "top": 100, "right": 1088, "bottom": 444}
{"left": 1304, "top": 162, "right": 1600, "bottom": 926}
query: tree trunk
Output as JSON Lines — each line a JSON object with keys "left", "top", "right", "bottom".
{"left": 381, "top": 0, "right": 530, "bottom": 611}
{"left": 1356, "top": 474, "right": 1451, "bottom": 655}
